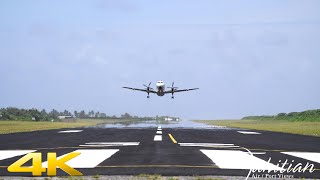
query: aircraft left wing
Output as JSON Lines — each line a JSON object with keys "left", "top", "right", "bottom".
{"left": 122, "top": 87, "right": 157, "bottom": 93}
{"left": 165, "top": 88, "right": 199, "bottom": 93}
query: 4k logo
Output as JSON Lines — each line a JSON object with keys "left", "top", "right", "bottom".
{"left": 8, "top": 152, "right": 82, "bottom": 176}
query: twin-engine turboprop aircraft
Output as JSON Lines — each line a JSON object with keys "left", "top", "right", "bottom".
{"left": 122, "top": 81, "right": 199, "bottom": 99}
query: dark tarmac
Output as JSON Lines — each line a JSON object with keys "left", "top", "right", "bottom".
{"left": 0, "top": 122, "right": 319, "bottom": 179}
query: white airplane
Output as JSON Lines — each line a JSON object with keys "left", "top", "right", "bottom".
{"left": 123, "top": 81, "right": 199, "bottom": 99}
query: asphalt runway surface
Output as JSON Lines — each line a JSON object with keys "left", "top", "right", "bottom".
{"left": 0, "top": 124, "right": 319, "bottom": 179}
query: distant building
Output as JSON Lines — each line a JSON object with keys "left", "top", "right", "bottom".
{"left": 165, "top": 117, "right": 180, "bottom": 121}
{"left": 58, "top": 116, "right": 74, "bottom": 119}
{"left": 164, "top": 117, "right": 173, "bottom": 121}
{"left": 157, "top": 116, "right": 180, "bottom": 121}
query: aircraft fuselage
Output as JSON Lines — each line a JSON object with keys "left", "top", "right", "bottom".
{"left": 156, "top": 81, "right": 165, "bottom": 96}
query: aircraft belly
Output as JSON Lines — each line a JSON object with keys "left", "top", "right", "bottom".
{"left": 157, "top": 91, "right": 165, "bottom": 96}
{"left": 157, "top": 87, "right": 165, "bottom": 96}
{"left": 156, "top": 84, "right": 165, "bottom": 96}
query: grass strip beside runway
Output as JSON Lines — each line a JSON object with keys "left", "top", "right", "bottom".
{"left": 196, "top": 120, "right": 320, "bottom": 137}
{"left": 0, "top": 119, "right": 128, "bottom": 134}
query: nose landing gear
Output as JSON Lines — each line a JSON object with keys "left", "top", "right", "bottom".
{"left": 171, "top": 96, "right": 174, "bottom": 99}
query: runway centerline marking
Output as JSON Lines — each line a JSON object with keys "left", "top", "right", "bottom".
{"left": 42, "top": 149, "right": 119, "bottom": 168}
{"left": 201, "top": 149, "right": 283, "bottom": 170}
{"left": 154, "top": 135, "right": 162, "bottom": 141}
{"left": 282, "top": 152, "right": 320, "bottom": 163}
{"left": 156, "top": 131, "right": 162, "bottom": 134}
{"left": 58, "top": 130, "right": 83, "bottom": 133}
{"left": 168, "top": 134, "right": 177, "bottom": 144}
{"left": 237, "top": 131, "right": 261, "bottom": 134}
{"left": 0, "top": 150, "right": 36, "bottom": 161}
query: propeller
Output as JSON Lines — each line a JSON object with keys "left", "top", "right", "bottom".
{"left": 143, "top": 82, "right": 153, "bottom": 90}
{"left": 167, "top": 82, "right": 178, "bottom": 91}
{"left": 143, "top": 82, "right": 153, "bottom": 98}
{"left": 167, "top": 82, "right": 178, "bottom": 99}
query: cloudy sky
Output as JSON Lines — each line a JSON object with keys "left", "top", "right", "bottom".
{"left": 1, "top": 0, "right": 320, "bottom": 119}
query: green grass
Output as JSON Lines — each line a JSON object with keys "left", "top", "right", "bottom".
{"left": 196, "top": 119, "right": 320, "bottom": 137}
{"left": 0, "top": 119, "right": 131, "bottom": 134}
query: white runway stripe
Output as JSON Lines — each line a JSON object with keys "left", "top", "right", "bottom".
{"left": 154, "top": 135, "right": 162, "bottom": 141}
{"left": 80, "top": 142, "right": 140, "bottom": 147}
{"left": 201, "top": 150, "right": 283, "bottom": 170}
{"left": 179, "top": 143, "right": 238, "bottom": 148}
{"left": 42, "top": 149, "right": 119, "bottom": 168}
{"left": 250, "top": 152, "right": 266, "bottom": 155}
{"left": 0, "top": 150, "right": 36, "bottom": 161}
{"left": 180, "top": 143, "right": 235, "bottom": 146}
{"left": 156, "top": 131, "right": 162, "bottom": 134}
{"left": 79, "top": 145, "right": 121, "bottom": 147}
{"left": 281, "top": 152, "right": 320, "bottom": 163}
{"left": 85, "top": 142, "right": 140, "bottom": 146}
{"left": 58, "top": 130, "right": 83, "bottom": 133}
{"left": 237, "top": 131, "right": 261, "bottom": 134}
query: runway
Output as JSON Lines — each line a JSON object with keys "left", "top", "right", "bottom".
{"left": 0, "top": 124, "right": 319, "bottom": 179}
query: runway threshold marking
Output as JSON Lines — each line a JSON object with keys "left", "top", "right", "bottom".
{"left": 201, "top": 149, "right": 283, "bottom": 170}
{"left": 42, "top": 149, "right": 119, "bottom": 168}
{"left": 282, "top": 152, "right": 320, "bottom": 163}
{"left": 250, "top": 152, "right": 266, "bottom": 155}
{"left": 0, "top": 150, "right": 36, "bottom": 161}
{"left": 80, "top": 142, "right": 140, "bottom": 147}
{"left": 179, "top": 143, "right": 238, "bottom": 148}
{"left": 237, "top": 131, "right": 261, "bottom": 134}
{"left": 168, "top": 134, "right": 177, "bottom": 144}
{"left": 58, "top": 130, "right": 83, "bottom": 133}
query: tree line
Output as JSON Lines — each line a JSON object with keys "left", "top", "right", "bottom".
{"left": 242, "top": 109, "right": 320, "bottom": 121}
{"left": 0, "top": 107, "right": 146, "bottom": 121}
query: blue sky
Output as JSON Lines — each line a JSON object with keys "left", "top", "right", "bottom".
{"left": 1, "top": 0, "right": 320, "bottom": 119}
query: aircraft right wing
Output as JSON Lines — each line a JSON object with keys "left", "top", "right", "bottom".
{"left": 173, "top": 88, "right": 199, "bottom": 93}
{"left": 122, "top": 87, "right": 157, "bottom": 93}
{"left": 164, "top": 88, "right": 199, "bottom": 93}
